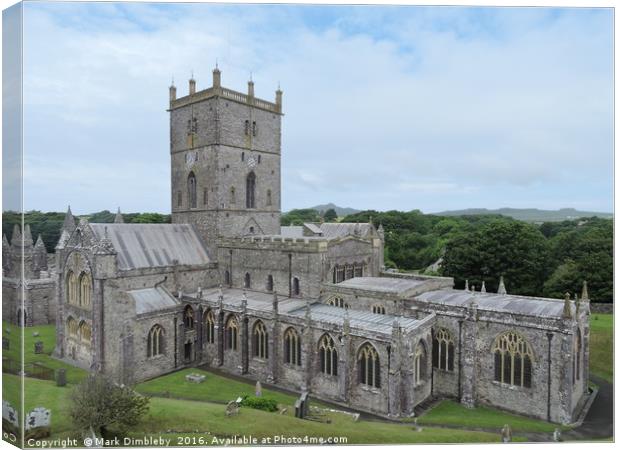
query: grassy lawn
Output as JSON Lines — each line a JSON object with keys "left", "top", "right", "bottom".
{"left": 589, "top": 313, "right": 613, "bottom": 383}
{"left": 136, "top": 368, "right": 302, "bottom": 407}
{"left": 3, "top": 322, "right": 88, "bottom": 385}
{"left": 418, "top": 400, "right": 562, "bottom": 433}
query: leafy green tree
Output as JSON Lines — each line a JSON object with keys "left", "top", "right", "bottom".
{"left": 69, "top": 374, "right": 150, "bottom": 438}
{"left": 322, "top": 208, "right": 338, "bottom": 222}
{"left": 280, "top": 208, "right": 321, "bottom": 226}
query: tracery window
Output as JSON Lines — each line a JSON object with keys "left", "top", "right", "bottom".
{"left": 327, "top": 296, "right": 347, "bottom": 308}
{"left": 244, "top": 272, "right": 251, "bottom": 289}
{"left": 414, "top": 341, "right": 427, "bottom": 385}
{"left": 184, "top": 305, "right": 195, "bottom": 329}
{"left": 67, "top": 316, "right": 78, "bottom": 338}
{"left": 78, "top": 321, "right": 92, "bottom": 346}
{"left": 204, "top": 310, "right": 215, "bottom": 344}
{"left": 79, "top": 272, "right": 92, "bottom": 308}
{"left": 266, "top": 275, "right": 274, "bottom": 292}
{"left": 319, "top": 334, "right": 338, "bottom": 376}
{"left": 432, "top": 328, "right": 455, "bottom": 371}
{"left": 246, "top": 172, "right": 256, "bottom": 209}
{"left": 284, "top": 327, "right": 301, "bottom": 366}
{"left": 358, "top": 343, "right": 381, "bottom": 388}
{"left": 253, "top": 320, "right": 268, "bottom": 359}
{"left": 147, "top": 324, "right": 164, "bottom": 357}
{"left": 371, "top": 304, "right": 386, "bottom": 314}
{"left": 292, "top": 277, "right": 300, "bottom": 296}
{"left": 188, "top": 172, "right": 197, "bottom": 208}
{"left": 225, "top": 316, "right": 239, "bottom": 351}
{"left": 66, "top": 271, "right": 78, "bottom": 306}
{"left": 493, "top": 332, "right": 533, "bottom": 388}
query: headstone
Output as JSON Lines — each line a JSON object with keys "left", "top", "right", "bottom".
{"left": 2, "top": 400, "right": 18, "bottom": 428}
{"left": 280, "top": 408, "right": 288, "bottom": 415}
{"left": 294, "top": 399, "right": 303, "bottom": 419}
{"left": 255, "top": 381, "right": 262, "bottom": 397}
{"left": 2, "top": 337, "right": 9, "bottom": 351}
{"left": 32, "top": 331, "right": 39, "bottom": 337}
{"left": 226, "top": 401, "right": 239, "bottom": 417}
{"left": 300, "top": 391, "right": 309, "bottom": 417}
{"left": 25, "top": 407, "right": 51, "bottom": 431}
{"left": 56, "top": 368, "right": 67, "bottom": 387}
{"left": 34, "top": 341, "right": 44, "bottom": 354}
{"left": 553, "top": 428, "right": 562, "bottom": 442}
{"left": 500, "top": 424, "right": 512, "bottom": 443}
{"left": 185, "top": 373, "right": 206, "bottom": 383}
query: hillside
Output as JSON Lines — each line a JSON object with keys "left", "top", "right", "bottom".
{"left": 433, "top": 207, "right": 613, "bottom": 222}
{"left": 306, "top": 203, "right": 360, "bottom": 217}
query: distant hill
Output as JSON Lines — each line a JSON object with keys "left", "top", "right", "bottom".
{"left": 433, "top": 208, "right": 613, "bottom": 223}
{"left": 308, "top": 203, "right": 361, "bottom": 217}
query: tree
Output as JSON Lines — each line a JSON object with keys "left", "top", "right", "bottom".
{"left": 322, "top": 208, "right": 338, "bottom": 222}
{"left": 69, "top": 374, "right": 150, "bottom": 438}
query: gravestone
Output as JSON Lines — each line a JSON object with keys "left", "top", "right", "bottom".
{"left": 56, "top": 369, "right": 67, "bottom": 387}
{"left": 32, "top": 331, "right": 39, "bottom": 337}
{"left": 553, "top": 428, "right": 562, "bottom": 442}
{"left": 294, "top": 399, "right": 303, "bottom": 419}
{"left": 25, "top": 407, "right": 51, "bottom": 439}
{"left": 2, "top": 337, "right": 9, "bottom": 351}
{"left": 226, "top": 401, "right": 239, "bottom": 417}
{"left": 185, "top": 373, "right": 205, "bottom": 383}
{"left": 34, "top": 341, "right": 44, "bottom": 354}
{"left": 255, "top": 381, "right": 262, "bottom": 397}
{"left": 2, "top": 400, "right": 18, "bottom": 428}
{"left": 500, "top": 424, "right": 512, "bottom": 443}
{"left": 300, "top": 391, "right": 309, "bottom": 417}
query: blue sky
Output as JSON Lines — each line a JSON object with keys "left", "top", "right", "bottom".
{"left": 10, "top": 3, "right": 614, "bottom": 214}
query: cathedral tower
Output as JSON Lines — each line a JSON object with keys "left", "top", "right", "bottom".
{"left": 168, "top": 68, "right": 283, "bottom": 253}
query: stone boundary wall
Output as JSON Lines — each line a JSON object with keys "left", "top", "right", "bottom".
{"left": 590, "top": 303, "right": 613, "bottom": 314}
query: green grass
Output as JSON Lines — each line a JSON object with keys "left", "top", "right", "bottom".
{"left": 418, "top": 400, "right": 563, "bottom": 433}
{"left": 3, "top": 322, "right": 88, "bottom": 385}
{"left": 589, "top": 313, "right": 613, "bottom": 383}
{"left": 136, "top": 368, "right": 302, "bottom": 407}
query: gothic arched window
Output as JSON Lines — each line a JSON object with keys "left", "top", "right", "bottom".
{"left": 246, "top": 172, "right": 256, "bottom": 208}
{"left": 327, "top": 296, "right": 346, "bottom": 308}
{"left": 284, "top": 327, "right": 301, "bottom": 366}
{"left": 244, "top": 272, "right": 251, "bottom": 289}
{"left": 319, "top": 334, "right": 338, "bottom": 376}
{"left": 67, "top": 316, "right": 78, "bottom": 338}
{"left": 432, "top": 328, "right": 455, "bottom": 371}
{"left": 414, "top": 341, "right": 427, "bottom": 385}
{"left": 292, "top": 277, "right": 300, "bottom": 296}
{"left": 66, "top": 271, "right": 78, "bottom": 306}
{"left": 79, "top": 272, "right": 92, "bottom": 308}
{"left": 204, "top": 310, "right": 215, "bottom": 344}
{"left": 493, "top": 332, "right": 534, "bottom": 388}
{"left": 78, "top": 321, "right": 92, "bottom": 346}
{"left": 371, "top": 304, "right": 386, "bottom": 314}
{"left": 225, "top": 316, "right": 239, "bottom": 351}
{"left": 188, "top": 172, "right": 197, "bottom": 208}
{"left": 266, "top": 275, "right": 274, "bottom": 292}
{"left": 147, "top": 324, "right": 164, "bottom": 357}
{"left": 253, "top": 320, "right": 268, "bottom": 359}
{"left": 184, "top": 305, "right": 195, "bottom": 329}
{"left": 358, "top": 343, "right": 381, "bottom": 388}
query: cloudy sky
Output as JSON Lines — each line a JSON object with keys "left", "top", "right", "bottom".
{"left": 7, "top": 3, "right": 614, "bottom": 214}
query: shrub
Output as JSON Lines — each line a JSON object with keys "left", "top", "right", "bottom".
{"left": 240, "top": 396, "right": 278, "bottom": 412}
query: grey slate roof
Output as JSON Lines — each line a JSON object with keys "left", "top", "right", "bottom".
{"left": 90, "top": 223, "right": 211, "bottom": 270}
{"left": 128, "top": 286, "right": 180, "bottom": 315}
{"left": 318, "top": 223, "right": 373, "bottom": 239}
{"left": 198, "top": 288, "right": 307, "bottom": 314}
{"left": 337, "top": 277, "right": 427, "bottom": 295}
{"left": 279, "top": 226, "right": 304, "bottom": 238}
{"left": 415, "top": 289, "right": 573, "bottom": 319}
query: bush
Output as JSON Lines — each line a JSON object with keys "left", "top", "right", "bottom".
{"left": 240, "top": 396, "right": 278, "bottom": 412}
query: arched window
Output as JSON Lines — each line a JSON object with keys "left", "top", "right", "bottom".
{"left": 230, "top": 187, "right": 236, "bottom": 204}
{"left": 244, "top": 272, "right": 251, "bottom": 289}
{"left": 184, "top": 305, "right": 194, "bottom": 329}
{"left": 284, "top": 327, "right": 301, "bottom": 366}
{"left": 358, "top": 343, "right": 381, "bottom": 388}
{"left": 225, "top": 316, "right": 239, "bottom": 351}
{"left": 327, "top": 297, "right": 346, "bottom": 308}
{"left": 266, "top": 275, "right": 274, "bottom": 292}
{"left": 292, "top": 277, "right": 300, "bottom": 296}
{"left": 574, "top": 328, "right": 582, "bottom": 383}
{"left": 204, "top": 310, "right": 215, "bottom": 344}
{"left": 371, "top": 304, "right": 386, "bottom": 314}
{"left": 333, "top": 266, "right": 345, "bottom": 283}
{"left": 432, "top": 328, "right": 455, "bottom": 371}
{"left": 319, "top": 334, "right": 338, "bottom": 376}
{"left": 224, "top": 270, "right": 231, "bottom": 286}
{"left": 253, "top": 321, "right": 268, "bottom": 359}
{"left": 414, "top": 341, "right": 427, "bottom": 385}
{"left": 67, "top": 317, "right": 78, "bottom": 338}
{"left": 79, "top": 272, "right": 92, "bottom": 308}
{"left": 188, "top": 172, "right": 197, "bottom": 208}
{"left": 266, "top": 190, "right": 272, "bottom": 206}
{"left": 78, "top": 321, "right": 92, "bottom": 346}
{"left": 66, "top": 271, "right": 78, "bottom": 305}
{"left": 493, "top": 332, "right": 534, "bottom": 388}
{"left": 147, "top": 324, "right": 164, "bottom": 357}
{"left": 246, "top": 172, "right": 256, "bottom": 208}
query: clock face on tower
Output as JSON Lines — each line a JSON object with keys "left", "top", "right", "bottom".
{"left": 247, "top": 156, "right": 257, "bottom": 169}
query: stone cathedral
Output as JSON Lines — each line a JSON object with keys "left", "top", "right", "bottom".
{"left": 36, "top": 67, "right": 590, "bottom": 424}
